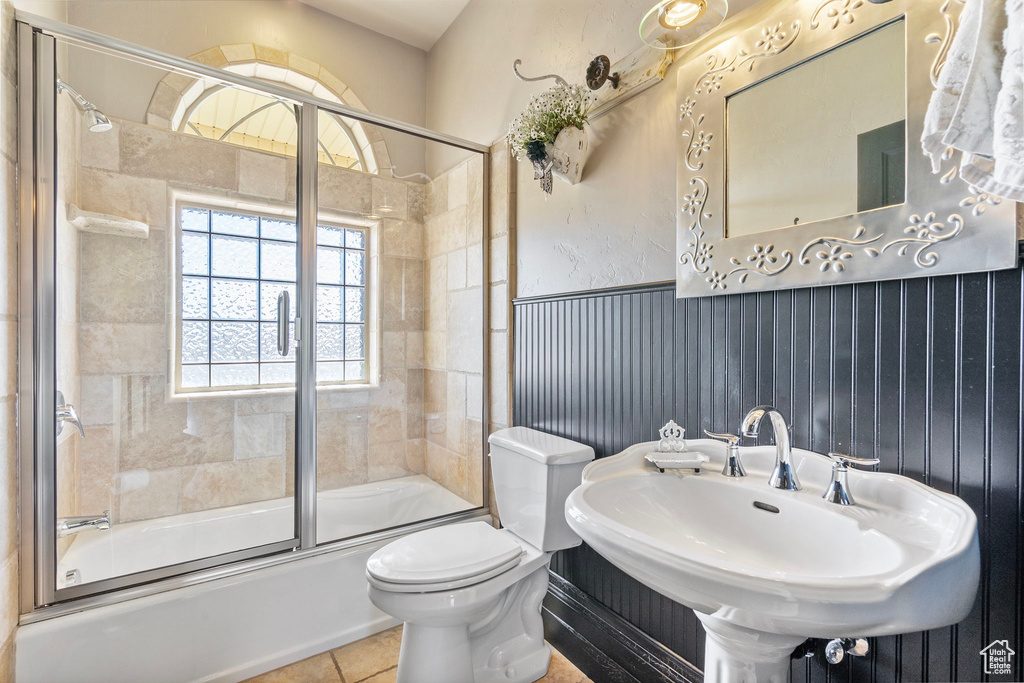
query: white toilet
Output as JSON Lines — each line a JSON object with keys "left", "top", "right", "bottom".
{"left": 365, "top": 426, "right": 595, "bottom": 683}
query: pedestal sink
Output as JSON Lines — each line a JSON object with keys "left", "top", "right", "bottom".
{"left": 564, "top": 439, "right": 980, "bottom": 683}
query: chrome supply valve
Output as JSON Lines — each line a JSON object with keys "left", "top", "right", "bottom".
{"left": 825, "top": 637, "right": 869, "bottom": 665}
{"left": 703, "top": 430, "right": 746, "bottom": 477}
{"left": 823, "top": 453, "right": 880, "bottom": 506}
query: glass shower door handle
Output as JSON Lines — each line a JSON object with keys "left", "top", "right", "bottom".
{"left": 55, "top": 390, "right": 85, "bottom": 438}
{"left": 277, "top": 290, "right": 291, "bottom": 356}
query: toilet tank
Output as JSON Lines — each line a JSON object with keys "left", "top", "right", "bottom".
{"left": 487, "top": 427, "right": 595, "bottom": 552}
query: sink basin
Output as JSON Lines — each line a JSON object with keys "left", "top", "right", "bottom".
{"left": 565, "top": 439, "right": 979, "bottom": 682}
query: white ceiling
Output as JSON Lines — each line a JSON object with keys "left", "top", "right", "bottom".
{"left": 298, "top": 0, "right": 472, "bottom": 51}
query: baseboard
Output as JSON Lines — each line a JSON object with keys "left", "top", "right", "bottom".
{"left": 542, "top": 572, "right": 703, "bottom": 683}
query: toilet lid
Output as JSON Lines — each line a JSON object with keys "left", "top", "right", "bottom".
{"left": 366, "top": 522, "right": 523, "bottom": 585}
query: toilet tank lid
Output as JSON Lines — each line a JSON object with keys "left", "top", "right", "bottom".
{"left": 488, "top": 427, "right": 595, "bottom": 465}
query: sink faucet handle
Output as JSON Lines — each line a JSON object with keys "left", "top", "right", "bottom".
{"left": 827, "top": 452, "right": 880, "bottom": 469}
{"left": 824, "top": 453, "right": 879, "bottom": 506}
{"left": 703, "top": 430, "right": 739, "bottom": 445}
{"left": 704, "top": 431, "right": 746, "bottom": 478}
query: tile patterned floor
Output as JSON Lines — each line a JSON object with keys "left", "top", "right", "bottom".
{"left": 244, "top": 625, "right": 592, "bottom": 683}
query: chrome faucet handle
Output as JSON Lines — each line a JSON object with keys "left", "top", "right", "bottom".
{"left": 823, "top": 452, "right": 880, "bottom": 506}
{"left": 703, "top": 430, "right": 739, "bottom": 445}
{"left": 704, "top": 430, "right": 746, "bottom": 478}
{"left": 56, "top": 391, "right": 85, "bottom": 439}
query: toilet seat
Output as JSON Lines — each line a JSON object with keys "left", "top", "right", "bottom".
{"left": 366, "top": 522, "right": 524, "bottom": 593}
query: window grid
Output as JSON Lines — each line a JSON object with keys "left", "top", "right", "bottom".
{"left": 178, "top": 205, "right": 368, "bottom": 393}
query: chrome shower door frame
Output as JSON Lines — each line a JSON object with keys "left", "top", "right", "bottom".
{"left": 16, "top": 13, "right": 492, "bottom": 619}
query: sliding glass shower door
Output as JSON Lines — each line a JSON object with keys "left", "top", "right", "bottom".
{"left": 19, "top": 18, "right": 488, "bottom": 611}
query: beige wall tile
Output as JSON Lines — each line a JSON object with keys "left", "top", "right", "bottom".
{"left": 221, "top": 43, "right": 256, "bottom": 63}
{"left": 425, "top": 207, "right": 466, "bottom": 258}
{"left": 467, "top": 242, "right": 483, "bottom": 288}
{"left": 79, "top": 375, "right": 116, "bottom": 426}
{"left": 381, "top": 219, "right": 423, "bottom": 259}
{"left": 79, "top": 229, "right": 166, "bottom": 323}
{"left": 466, "top": 373, "right": 483, "bottom": 422}
{"left": 382, "top": 331, "right": 405, "bottom": 369}
{"left": 182, "top": 457, "right": 284, "bottom": 512}
{"left": 0, "top": 322, "right": 13, "bottom": 398}
{"left": 372, "top": 178, "right": 408, "bottom": 220}
{"left": 119, "top": 467, "right": 182, "bottom": 522}
{"left": 316, "top": 409, "right": 369, "bottom": 490}
{"left": 318, "top": 165, "right": 371, "bottom": 214}
{"left": 490, "top": 235, "right": 508, "bottom": 284}
{"left": 0, "top": 399, "right": 16, "bottom": 560}
{"left": 490, "top": 282, "right": 508, "bottom": 332}
{"left": 424, "top": 331, "right": 446, "bottom": 371}
{"left": 447, "top": 162, "right": 468, "bottom": 209}
{"left": 238, "top": 150, "right": 289, "bottom": 201}
{"left": 405, "top": 332, "right": 424, "bottom": 368}
{"left": 408, "top": 185, "right": 425, "bottom": 223}
{"left": 78, "top": 425, "right": 116, "bottom": 517}
{"left": 426, "top": 255, "right": 447, "bottom": 332}
{"left": 447, "top": 288, "right": 483, "bottom": 374}
{"left": 446, "top": 451, "right": 468, "bottom": 500}
{"left": 234, "top": 413, "right": 286, "bottom": 460}
{"left": 425, "top": 173, "right": 447, "bottom": 218}
{"left": 490, "top": 332, "right": 509, "bottom": 426}
{"left": 254, "top": 45, "right": 289, "bottom": 67}
{"left": 405, "top": 438, "right": 426, "bottom": 474}
{"left": 367, "top": 441, "right": 410, "bottom": 482}
{"left": 191, "top": 46, "right": 228, "bottom": 68}
{"left": 447, "top": 249, "right": 466, "bottom": 290}
{"left": 79, "top": 323, "right": 165, "bottom": 374}
{"left": 0, "top": 553, "right": 16, "bottom": 653}
{"left": 80, "top": 118, "right": 120, "bottom": 171}
{"left": 426, "top": 441, "right": 447, "bottom": 483}
{"left": 120, "top": 124, "right": 238, "bottom": 190}
{"left": 78, "top": 168, "right": 169, "bottom": 229}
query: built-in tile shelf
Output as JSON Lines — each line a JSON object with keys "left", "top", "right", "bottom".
{"left": 67, "top": 203, "right": 148, "bottom": 238}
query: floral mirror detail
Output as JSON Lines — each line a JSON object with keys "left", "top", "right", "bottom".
{"left": 674, "top": 0, "right": 1018, "bottom": 298}
{"left": 506, "top": 83, "right": 593, "bottom": 194}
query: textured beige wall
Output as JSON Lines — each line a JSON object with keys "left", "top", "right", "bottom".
{"left": 0, "top": 3, "right": 17, "bottom": 679}
{"left": 423, "top": 154, "right": 486, "bottom": 505}
{"left": 72, "top": 116, "right": 431, "bottom": 524}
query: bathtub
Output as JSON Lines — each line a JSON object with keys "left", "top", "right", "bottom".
{"left": 58, "top": 474, "right": 472, "bottom": 587}
{"left": 19, "top": 475, "right": 485, "bottom": 683}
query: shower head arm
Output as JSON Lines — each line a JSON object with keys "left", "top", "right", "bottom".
{"left": 56, "top": 76, "right": 99, "bottom": 113}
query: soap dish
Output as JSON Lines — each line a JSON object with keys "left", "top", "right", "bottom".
{"left": 645, "top": 451, "right": 710, "bottom": 473}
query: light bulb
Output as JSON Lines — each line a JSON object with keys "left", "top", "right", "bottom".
{"left": 658, "top": 0, "right": 707, "bottom": 29}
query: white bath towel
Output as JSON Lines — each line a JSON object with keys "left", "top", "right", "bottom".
{"left": 922, "top": 0, "right": 1024, "bottom": 201}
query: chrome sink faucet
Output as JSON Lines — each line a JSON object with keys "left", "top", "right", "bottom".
{"left": 740, "top": 405, "right": 801, "bottom": 491}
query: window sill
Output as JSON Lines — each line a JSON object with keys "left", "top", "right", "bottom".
{"left": 169, "top": 380, "right": 380, "bottom": 402}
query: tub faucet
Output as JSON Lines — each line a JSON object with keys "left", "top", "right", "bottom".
{"left": 57, "top": 511, "right": 110, "bottom": 538}
{"left": 740, "top": 405, "right": 801, "bottom": 491}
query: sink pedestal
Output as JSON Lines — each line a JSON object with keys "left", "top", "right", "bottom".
{"left": 697, "top": 614, "right": 805, "bottom": 683}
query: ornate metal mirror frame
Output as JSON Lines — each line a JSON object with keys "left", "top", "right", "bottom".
{"left": 675, "top": 0, "right": 1018, "bottom": 297}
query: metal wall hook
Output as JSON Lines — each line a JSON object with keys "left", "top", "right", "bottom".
{"left": 512, "top": 59, "right": 569, "bottom": 87}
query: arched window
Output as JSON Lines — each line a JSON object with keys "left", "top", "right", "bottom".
{"left": 146, "top": 45, "right": 390, "bottom": 174}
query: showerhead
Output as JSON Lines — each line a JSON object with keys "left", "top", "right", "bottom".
{"left": 84, "top": 108, "right": 112, "bottom": 133}
{"left": 56, "top": 77, "right": 112, "bottom": 133}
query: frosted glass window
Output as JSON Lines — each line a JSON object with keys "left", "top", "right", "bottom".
{"left": 178, "top": 205, "right": 369, "bottom": 392}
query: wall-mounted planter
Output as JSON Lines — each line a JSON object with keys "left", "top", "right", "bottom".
{"left": 549, "top": 125, "right": 589, "bottom": 185}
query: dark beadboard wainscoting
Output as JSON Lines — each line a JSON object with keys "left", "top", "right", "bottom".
{"left": 514, "top": 271, "right": 1024, "bottom": 682}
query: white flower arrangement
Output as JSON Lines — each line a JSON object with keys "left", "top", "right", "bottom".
{"left": 506, "top": 83, "right": 593, "bottom": 162}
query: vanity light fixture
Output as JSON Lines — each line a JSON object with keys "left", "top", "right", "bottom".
{"left": 640, "top": 0, "right": 728, "bottom": 50}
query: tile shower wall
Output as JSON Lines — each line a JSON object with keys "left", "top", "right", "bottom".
{"left": 514, "top": 275, "right": 1024, "bottom": 682}
{"left": 70, "top": 116, "right": 430, "bottom": 523}
{"left": 0, "top": 3, "right": 16, "bottom": 677}
{"left": 422, "top": 154, "right": 486, "bottom": 504}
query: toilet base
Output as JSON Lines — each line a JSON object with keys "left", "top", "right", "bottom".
{"left": 386, "top": 565, "right": 553, "bottom": 683}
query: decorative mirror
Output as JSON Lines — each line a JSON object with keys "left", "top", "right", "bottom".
{"left": 675, "top": 0, "right": 1018, "bottom": 297}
